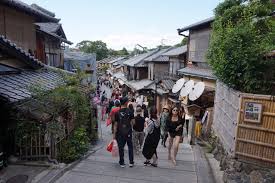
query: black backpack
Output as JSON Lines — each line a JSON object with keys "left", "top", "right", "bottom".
{"left": 118, "top": 108, "right": 132, "bottom": 136}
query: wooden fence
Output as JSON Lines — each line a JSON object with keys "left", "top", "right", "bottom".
{"left": 235, "top": 94, "right": 275, "bottom": 167}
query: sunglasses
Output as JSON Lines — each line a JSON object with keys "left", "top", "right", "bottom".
{"left": 172, "top": 109, "right": 178, "bottom": 112}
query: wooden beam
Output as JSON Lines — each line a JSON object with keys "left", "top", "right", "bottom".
{"left": 238, "top": 124, "right": 275, "bottom": 134}
{"left": 237, "top": 138, "right": 275, "bottom": 149}
{"left": 236, "top": 152, "right": 275, "bottom": 163}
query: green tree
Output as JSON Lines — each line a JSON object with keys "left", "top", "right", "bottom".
{"left": 174, "top": 37, "right": 188, "bottom": 47}
{"left": 76, "top": 40, "right": 109, "bottom": 61}
{"left": 109, "top": 47, "right": 129, "bottom": 56}
{"left": 207, "top": 0, "right": 275, "bottom": 94}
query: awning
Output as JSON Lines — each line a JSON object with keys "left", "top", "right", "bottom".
{"left": 125, "top": 79, "right": 154, "bottom": 91}
{"left": 168, "top": 97, "right": 180, "bottom": 103}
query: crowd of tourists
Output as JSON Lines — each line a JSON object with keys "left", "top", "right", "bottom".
{"left": 96, "top": 77, "right": 190, "bottom": 168}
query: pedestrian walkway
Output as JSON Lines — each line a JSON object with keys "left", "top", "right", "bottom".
{"left": 56, "top": 107, "right": 198, "bottom": 183}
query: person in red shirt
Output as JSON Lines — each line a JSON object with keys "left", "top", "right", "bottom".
{"left": 109, "top": 100, "right": 121, "bottom": 133}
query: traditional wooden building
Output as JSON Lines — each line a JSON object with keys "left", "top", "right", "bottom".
{"left": 0, "top": 35, "right": 72, "bottom": 161}
{"left": 177, "top": 17, "right": 216, "bottom": 113}
{"left": 0, "top": 1, "right": 72, "bottom": 69}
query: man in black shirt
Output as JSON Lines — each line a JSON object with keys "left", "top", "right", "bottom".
{"left": 132, "top": 106, "right": 145, "bottom": 155}
{"left": 113, "top": 97, "right": 134, "bottom": 168}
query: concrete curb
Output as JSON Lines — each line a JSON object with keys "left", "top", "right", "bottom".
{"left": 35, "top": 143, "right": 104, "bottom": 183}
{"left": 197, "top": 140, "right": 224, "bottom": 183}
{"left": 205, "top": 153, "right": 223, "bottom": 183}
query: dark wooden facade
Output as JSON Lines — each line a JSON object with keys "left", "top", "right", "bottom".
{"left": 0, "top": 5, "right": 36, "bottom": 53}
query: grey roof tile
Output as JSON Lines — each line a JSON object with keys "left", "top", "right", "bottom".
{"left": 125, "top": 79, "right": 154, "bottom": 91}
{"left": 162, "top": 45, "right": 187, "bottom": 57}
{"left": 177, "top": 66, "right": 216, "bottom": 80}
{"left": 144, "top": 48, "right": 172, "bottom": 62}
{"left": 1, "top": 0, "right": 60, "bottom": 22}
{"left": 177, "top": 17, "right": 214, "bottom": 32}
{"left": 123, "top": 50, "right": 158, "bottom": 67}
{"left": 35, "top": 23, "right": 72, "bottom": 44}
{"left": 161, "top": 79, "right": 175, "bottom": 90}
{"left": 0, "top": 69, "right": 65, "bottom": 103}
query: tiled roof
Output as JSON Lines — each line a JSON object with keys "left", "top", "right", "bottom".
{"left": 178, "top": 17, "right": 214, "bottom": 32}
{"left": 108, "top": 57, "right": 125, "bottom": 64}
{"left": 162, "top": 45, "right": 187, "bottom": 57}
{"left": 177, "top": 66, "right": 216, "bottom": 80}
{"left": 0, "top": 35, "right": 44, "bottom": 69}
{"left": 113, "top": 58, "right": 126, "bottom": 66}
{"left": 161, "top": 79, "right": 175, "bottom": 90}
{"left": 125, "top": 79, "right": 154, "bottom": 91}
{"left": 113, "top": 71, "right": 127, "bottom": 81}
{"left": 0, "top": 68, "right": 65, "bottom": 103}
{"left": 31, "top": 4, "right": 55, "bottom": 17}
{"left": 0, "top": 64, "right": 20, "bottom": 74}
{"left": 98, "top": 57, "right": 119, "bottom": 63}
{"left": 123, "top": 50, "right": 158, "bottom": 67}
{"left": 35, "top": 23, "right": 72, "bottom": 45}
{"left": 35, "top": 22, "right": 60, "bottom": 33}
{"left": 134, "top": 62, "right": 148, "bottom": 67}
{"left": 149, "top": 55, "right": 169, "bottom": 62}
{"left": 144, "top": 48, "right": 172, "bottom": 62}
{"left": 1, "top": 0, "right": 60, "bottom": 22}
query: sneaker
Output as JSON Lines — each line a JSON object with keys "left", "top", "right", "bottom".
{"left": 120, "top": 164, "right": 126, "bottom": 168}
{"left": 143, "top": 160, "right": 150, "bottom": 166}
{"left": 129, "top": 163, "right": 134, "bottom": 168}
{"left": 151, "top": 163, "right": 158, "bottom": 167}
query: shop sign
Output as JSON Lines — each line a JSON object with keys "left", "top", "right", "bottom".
{"left": 244, "top": 102, "right": 263, "bottom": 123}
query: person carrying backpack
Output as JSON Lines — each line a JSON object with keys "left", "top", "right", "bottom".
{"left": 113, "top": 97, "right": 135, "bottom": 168}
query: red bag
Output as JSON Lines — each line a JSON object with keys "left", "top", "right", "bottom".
{"left": 106, "top": 117, "right": 112, "bottom": 126}
{"left": 107, "top": 140, "right": 113, "bottom": 152}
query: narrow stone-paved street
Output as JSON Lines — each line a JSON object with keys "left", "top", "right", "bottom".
{"left": 54, "top": 98, "right": 213, "bottom": 183}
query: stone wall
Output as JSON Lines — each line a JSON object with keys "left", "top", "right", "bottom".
{"left": 212, "top": 81, "right": 240, "bottom": 155}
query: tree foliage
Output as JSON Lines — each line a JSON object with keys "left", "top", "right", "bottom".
{"left": 109, "top": 47, "right": 129, "bottom": 56}
{"left": 207, "top": 0, "right": 275, "bottom": 94}
{"left": 76, "top": 40, "right": 109, "bottom": 61}
{"left": 174, "top": 37, "right": 188, "bottom": 47}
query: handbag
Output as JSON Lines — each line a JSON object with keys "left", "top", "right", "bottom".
{"left": 106, "top": 117, "right": 112, "bottom": 126}
{"left": 106, "top": 140, "right": 113, "bottom": 152}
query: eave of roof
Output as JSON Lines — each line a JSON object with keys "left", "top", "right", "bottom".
{"left": 125, "top": 79, "right": 154, "bottom": 91}
{"left": 123, "top": 50, "right": 158, "bottom": 67}
{"left": 1, "top": 0, "right": 60, "bottom": 23}
{"left": 0, "top": 35, "right": 43, "bottom": 69}
{"left": 162, "top": 45, "right": 187, "bottom": 57}
{"left": 177, "top": 66, "right": 216, "bottom": 80}
{"left": 177, "top": 17, "right": 214, "bottom": 33}
{"left": 35, "top": 23, "right": 72, "bottom": 45}
{"left": 144, "top": 48, "right": 172, "bottom": 62}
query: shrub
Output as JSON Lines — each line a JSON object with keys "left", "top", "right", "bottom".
{"left": 58, "top": 127, "right": 90, "bottom": 163}
{"left": 207, "top": 0, "right": 275, "bottom": 94}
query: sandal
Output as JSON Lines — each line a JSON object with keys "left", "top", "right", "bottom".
{"left": 144, "top": 160, "right": 151, "bottom": 166}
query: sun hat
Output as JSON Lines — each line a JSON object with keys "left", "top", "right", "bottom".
{"left": 163, "top": 104, "right": 170, "bottom": 111}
